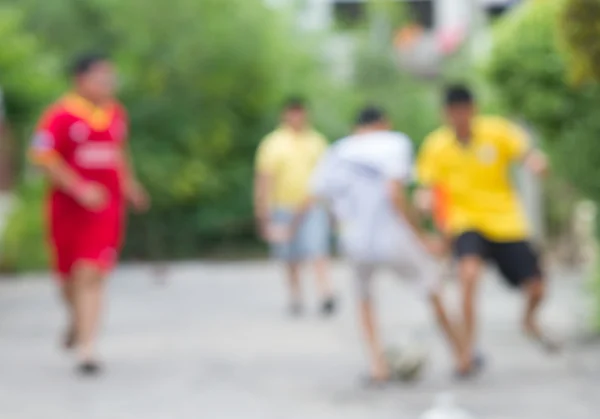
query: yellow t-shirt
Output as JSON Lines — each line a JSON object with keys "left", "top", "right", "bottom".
{"left": 416, "top": 116, "right": 530, "bottom": 241}
{"left": 255, "top": 126, "right": 328, "bottom": 209}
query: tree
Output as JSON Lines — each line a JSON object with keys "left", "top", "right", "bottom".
{"left": 485, "top": 0, "right": 600, "bottom": 329}
{"left": 0, "top": 0, "right": 347, "bottom": 264}
{"left": 560, "top": 0, "right": 600, "bottom": 85}
{"left": 0, "top": 6, "right": 58, "bottom": 271}
{"left": 486, "top": 0, "right": 600, "bottom": 202}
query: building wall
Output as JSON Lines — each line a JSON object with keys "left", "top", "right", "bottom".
{"left": 270, "top": 0, "right": 517, "bottom": 33}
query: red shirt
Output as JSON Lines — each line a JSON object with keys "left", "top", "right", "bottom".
{"left": 30, "top": 94, "right": 128, "bottom": 216}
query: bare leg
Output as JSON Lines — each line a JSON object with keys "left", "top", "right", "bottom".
{"left": 360, "top": 299, "right": 389, "bottom": 382}
{"left": 522, "top": 278, "right": 560, "bottom": 352}
{"left": 59, "top": 279, "right": 77, "bottom": 350}
{"left": 72, "top": 261, "right": 107, "bottom": 370}
{"left": 429, "top": 292, "right": 464, "bottom": 369}
{"left": 286, "top": 262, "right": 302, "bottom": 314}
{"left": 357, "top": 265, "right": 389, "bottom": 382}
{"left": 457, "top": 256, "right": 484, "bottom": 372}
{"left": 313, "top": 257, "right": 337, "bottom": 316}
{"left": 313, "top": 257, "right": 333, "bottom": 298}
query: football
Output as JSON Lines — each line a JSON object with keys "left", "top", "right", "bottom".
{"left": 385, "top": 343, "right": 428, "bottom": 382}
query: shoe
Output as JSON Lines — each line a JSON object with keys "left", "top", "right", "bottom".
{"left": 453, "top": 351, "right": 486, "bottom": 381}
{"left": 77, "top": 361, "right": 102, "bottom": 377}
{"left": 525, "top": 329, "right": 563, "bottom": 354}
{"left": 320, "top": 297, "right": 337, "bottom": 317}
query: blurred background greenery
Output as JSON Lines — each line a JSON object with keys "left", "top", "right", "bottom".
{"left": 0, "top": 0, "right": 599, "bottom": 303}
{"left": 0, "top": 0, "right": 441, "bottom": 269}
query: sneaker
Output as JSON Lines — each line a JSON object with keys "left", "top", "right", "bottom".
{"left": 77, "top": 361, "right": 103, "bottom": 377}
{"left": 320, "top": 296, "right": 337, "bottom": 317}
{"left": 453, "top": 351, "right": 486, "bottom": 381}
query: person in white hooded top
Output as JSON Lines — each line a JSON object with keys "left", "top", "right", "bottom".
{"left": 292, "top": 106, "right": 464, "bottom": 383}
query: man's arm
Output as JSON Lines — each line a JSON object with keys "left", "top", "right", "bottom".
{"left": 119, "top": 145, "right": 149, "bottom": 212}
{"left": 388, "top": 179, "right": 425, "bottom": 238}
{"left": 29, "top": 117, "right": 106, "bottom": 210}
{"left": 388, "top": 135, "right": 444, "bottom": 253}
{"left": 29, "top": 150, "right": 106, "bottom": 211}
{"left": 253, "top": 172, "right": 273, "bottom": 238}
{"left": 522, "top": 149, "right": 548, "bottom": 177}
{"left": 499, "top": 119, "right": 548, "bottom": 177}
{"left": 413, "top": 133, "right": 440, "bottom": 215}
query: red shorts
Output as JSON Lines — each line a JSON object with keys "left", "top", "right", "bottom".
{"left": 49, "top": 201, "right": 124, "bottom": 280}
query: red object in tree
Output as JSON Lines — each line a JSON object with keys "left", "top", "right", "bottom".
{"left": 437, "top": 27, "right": 465, "bottom": 56}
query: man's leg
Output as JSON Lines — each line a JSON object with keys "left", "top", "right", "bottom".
{"left": 59, "top": 279, "right": 77, "bottom": 349}
{"left": 453, "top": 232, "right": 488, "bottom": 373}
{"left": 522, "top": 277, "right": 560, "bottom": 351}
{"left": 395, "top": 246, "right": 465, "bottom": 373}
{"left": 313, "top": 257, "right": 336, "bottom": 315}
{"left": 71, "top": 260, "right": 107, "bottom": 373}
{"left": 493, "top": 241, "right": 560, "bottom": 352}
{"left": 523, "top": 278, "right": 546, "bottom": 337}
{"left": 428, "top": 291, "right": 465, "bottom": 370}
{"left": 304, "top": 206, "right": 336, "bottom": 315}
{"left": 356, "top": 264, "right": 389, "bottom": 382}
{"left": 457, "top": 255, "right": 484, "bottom": 372}
{"left": 285, "top": 261, "right": 303, "bottom": 315}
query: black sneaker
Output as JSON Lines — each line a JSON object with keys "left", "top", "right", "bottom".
{"left": 453, "top": 352, "right": 486, "bottom": 381}
{"left": 77, "top": 361, "right": 102, "bottom": 377}
{"left": 320, "top": 297, "right": 337, "bottom": 317}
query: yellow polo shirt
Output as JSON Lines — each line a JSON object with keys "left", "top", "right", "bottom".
{"left": 416, "top": 116, "right": 530, "bottom": 241}
{"left": 256, "top": 126, "right": 328, "bottom": 209}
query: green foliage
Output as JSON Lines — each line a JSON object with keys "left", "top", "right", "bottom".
{"left": 0, "top": 6, "right": 59, "bottom": 159}
{"left": 560, "top": 0, "right": 600, "bottom": 85}
{"left": 486, "top": 0, "right": 600, "bottom": 329}
{"left": 0, "top": 6, "right": 58, "bottom": 272}
{"left": 0, "top": 179, "right": 49, "bottom": 272}
{"left": 486, "top": 1, "right": 568, "bottom": 137}
{"left": 352, "top": 0, "right": 439, "bottom": 145}
{"left": 0, "top": 0, "right": 329, "bottom": 260}
{"left": 353, "top": 40, "right": 438, "bottom": 145}
{"left": 0, "top": 0, "right": 357, "bottom": 263}
{"left": 486, "top": 0, "right": 600, "bottom": 203}
{"left": 0, "top": 0, "right": 440, "bottom": 269}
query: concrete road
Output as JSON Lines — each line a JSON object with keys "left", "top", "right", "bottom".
{"left": 0, "top": 262, "right": 598, "bottom": 419}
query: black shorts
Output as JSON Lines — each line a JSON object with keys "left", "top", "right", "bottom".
{"left": 453, "top": 231, "right": 542, "bottom": 288}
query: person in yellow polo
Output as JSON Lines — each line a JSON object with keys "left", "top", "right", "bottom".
{"left": 416, "top": 86, "right": 557, "bottom": 377}
{"left": 254, "top": 97, "right": 335, "bottom": 317}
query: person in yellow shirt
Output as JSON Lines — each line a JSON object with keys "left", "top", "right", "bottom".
{"left": 254, "top": 98, "right": 336, "bottom": 316}
{"left": 416, "top": 86, "right": 557, "bottom": 377}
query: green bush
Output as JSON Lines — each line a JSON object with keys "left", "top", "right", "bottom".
{"left": 0, "top": 179, "right": 48, "bottom": 272}
{"left": 485, "top": 0, "right": 600, "bottom": 203}
{"left": 486, "top": 0, "right": 600, "bottom": 329}
{"left": 0, "top": 6, "right": 57, "bottom": 272}
{"left": 560, "top": 0, "right": 600, "bottom": 85}
{"left": 0, "top": 6, "right": 58, "bottom": 167}
{"left": 0, "top": 0, "right": 344, "bottom": 261}
{"left": 0, "top": 0, "right": 443, "bottom": 269}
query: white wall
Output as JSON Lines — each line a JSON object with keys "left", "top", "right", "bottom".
{"left": 268, "top": 0, "right": 517, "bottom": 33}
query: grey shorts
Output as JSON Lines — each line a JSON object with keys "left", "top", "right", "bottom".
{"left": 270, "top": 206, "right": 330, "bottom": 262}
{"left": 353, "top": 251, "right": 441, "bottom": 302}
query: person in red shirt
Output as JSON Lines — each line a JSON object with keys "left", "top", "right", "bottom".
{"left": 29, "top": 53, "right": 149, "bottom": 375}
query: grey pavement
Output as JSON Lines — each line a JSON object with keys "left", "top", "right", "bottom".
{"left": 0, "top": 261, "right": 599, "bottom": 419}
